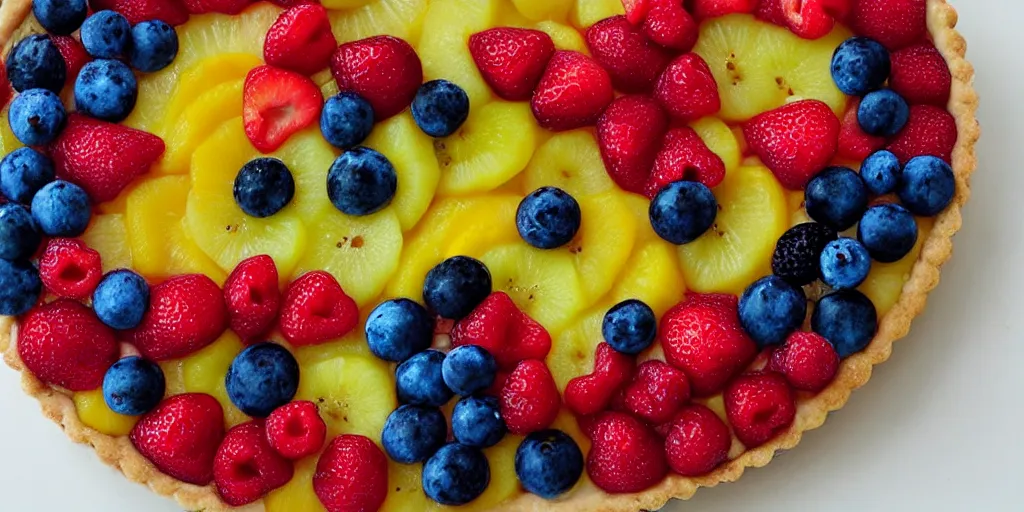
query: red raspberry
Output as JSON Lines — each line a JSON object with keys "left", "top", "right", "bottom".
{"left": 621, "top": 360, "right": 691, "bottom": 424}
{"left": 565, "top": 343, "right": 635, "bottom": 416}
{"left": 837, "top": 98, "right": 886, "bottom": 161}
{"left": 314, "top": 435, "right": 389, "bottom": 512}
{"left": 742, "top": 99, "right": 840, "bottom": 190}
{"left": 779, "top": 0, "right": 836, "bottom": 39}
{"left": 331, "top": 36, "right": 423, "bottom": 120}
{"left": 468, "top": 28, "right": 556, "bottom": 102}
{"left": 586, "top": 412, "right": 668, "bottom": 493}
{"left": 889, "top": 43, "right": 953, "bottom": 107}
{"left": 646, "top": 126, "right": 727, "bottom": 198}
{"left": 38, "top": 238, "right": 102, "bottom": 300}
{"left": 769, "top": 331, "right": 839, "bottom": 392}
{"left": 183, "top": 0, "right": 252, "bottom": 14}
{"left": 501, "top": 359, "right": 561, "bottom": 435}
{"left": 596, "top": 95, "right": 669, "bottom": 195}
{"left": 264, "top": 3, "right": 338, "bottom": 76}
{"left": 450, "top": 292, "right": 552, "bottom": 370}
{"left": 724, "top": 372, "right": 796, "bottom": 447}
{"left": 663, "top": 404, "right": 732, "bottom": 476}
{"left": 689, "top": 0, "right": 758, "bottom": 20}
{"left": 653, "top": 53, "right": 721, "bottom": 123}
{"left": 643, "top": 0, "right": 698, "bottom": 52}
{"left": 585, "top": 15, "right": 673, "bottom": 94}
{"left": 531, "top": 50, "right": 614, "bottom": 131}
{"left": 279, "top": 271, "right": 359, "bottom": 346}
{"left": 886, "top": 104, "right": 957, "bottom": 164}
{"left": 18, "top": 300, "right": 119, "bottom": 391}
{"left": 214, "top": 421, "right": 294, "bottom": 506}
{"left": 51, "top": 36, "right": 90, "bottom": 87}
{"left": 223, "top": 255, "right": 280, "bottom": 342}
{"left": 265, "top": 400, "right": 326, "bottom": 460}
{"left": 129, "top": 274, "right": 228, "bottom": 361}
{"left": 130, "top": 394, "right": 225, "bottom": 485}
{"left": 850, "top": 0, "right": 927, "bottom": 50}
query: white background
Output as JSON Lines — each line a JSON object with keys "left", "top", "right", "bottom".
{"left": 2, "top": 1, "right": 1022, "bottom": 510}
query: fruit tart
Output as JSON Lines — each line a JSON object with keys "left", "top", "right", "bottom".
{"left": 0, "top": 0, "right": 978, "bottom": 510}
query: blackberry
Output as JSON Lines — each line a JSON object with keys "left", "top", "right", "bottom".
{"left": 771, "top": 223, "right": 838, "bottom": 286}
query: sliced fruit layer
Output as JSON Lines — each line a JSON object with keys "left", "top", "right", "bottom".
{"left": 546, "top": 306, "right": 605, "bottom": 391}
{"left": 482, "top": 243, "right": 586, "bottom": 335}
{"left": 74, "top": 389, "right": 139, "bottom": 436}
{"left": 567, "top": 191, "right": 637, "bottom": 302}
{"left": 522, "top": 130, "right": 615, "bottom": 198}
{"left": 418, "top": 0, "right": 499, "bottom": 110}
{"left": 79, "top": 214, "right": 133, "bottom": 273}
{"left": 329, "top": 0, "right": 429, "bottom": 45}
{"left": 364, "top": 113, "right": 441, "bottom": 231}
{"left": 175, "top": 331, "right": 249, "bottom": 428}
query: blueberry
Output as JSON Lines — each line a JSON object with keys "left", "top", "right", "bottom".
{"left": 738, "top": 276, "right": 807, "bottom": 348}
{"left": 102, "top": 356, "right": 164, "bottom": 416}
{"left": 5, "top": 35, "right": 66, "bottom": 93}
{"left": 771, "top": 222, "right": 838, "bottom": 286}
{"left": 831, "top": 37, "right": 890, "bottom": 96}
{"left": 233, "top": 158, "right": 295, "bottom": 218}
{"left": 442, "top": 345, "right": 497, "bottom": 396}
{"left": 0, "top": 204, "right": 40, "bottom": 261}
{"left": 412, "top": 80, "right": 470, "bottom": 138}
{"left": 857, "top": 89, "right": 909, "bottom": 137}
{"left": 805, "top": 166, "right": 869, "bottom": 231}
{"left": 129, "top": 20, "right": 179, "bottom": 73}
{"left": 516, "top": 187, "right": 581, "bottom": 249}
{"left": 31, "top": 180, "right": 91, "bottom": 237}
{"left": 602, "top": 299, "right": 657, "bottom": 355}
{"left": 812, "top": 289, "right": 878, "bottom": 358}
{"left": 861, "top": 150, "right": 901, "bottom": 196}
{"left": 74, "top": 59, "right": 138, "bottom": 122}
{"left": 0, "top": 258, "right": 41, "bottom": 316}
{"left": 395, "top": 349, "right": 454, "bottom": 407}
{"left": 0, "top": 147, "right": 55, "bottom": 204}
{"left": 327, "top": 147, "right": 397, "bottom": 216}
{"left": 422, "top": 443, "right": 490, "bottom": 506}
{"left": 423, "top": 256, "right": 492, "bottom": 320}
{"left": 9, "top": 88, "right": 66, "bottom": 146}
{"left": 320, "top": 92, "right": 375, "bottom": 150}
{"left": 80, "top": 10, "right": 131, "bottom": 59}
{"left": 649, "top": 181, "right": 717, "bottom": 245}
{"left": 225, "top": 342, "right": 300, "bottom": 418}
{"left": 365, "top": 298, "right": 434, "bottom": 362}
{"left": 452, "top": 396, "right": 506, "bottom": 448}
{"left": 819, "top": 238, "right": 872, "bottom": 290}
{"left": 898, "top": 155, "right": 955, "bottom": 216}
{"left": 382, "top": 404, "right": 448, "bottom": 463}
{"left": 92, "top": 269, "right": 150, "bottom": 330}
{"left": 857, "top": 203, "right": 918, "bottom": 263}
{"left": 32, "top": 0, "right": 88, "bottom": 36}
{"left": 514, "top": 430, "right": 584, "bottom": 499}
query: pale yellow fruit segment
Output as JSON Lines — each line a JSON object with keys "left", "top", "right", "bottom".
{"left": 73, "top": 389, "right": 138, "bottom": 436}
{"left": 482, "top": 243, "right": 587, "bottom": 335}
{"left": 569, "top": 0, "right": 623, "bottom": 29}
{"left": 860, "top": 217, "right": 934, "bottom": 317}
{"left": 567, "top": 191, "right": 637, "bottom": 302}
{"left": 691, "top": 116, "right": 741, "bottom": 175}
{"left": 535, "top": 20, "right": 589, "bottom": 54}
{"left": 382, "top": 462, "right": 442, "bottom": 512}
{"left": 272, "top": 126, "right": 340, "bottom": 221}
{"left": 329, "top": 0, "right": 429, "bottom": 44}
{"left": 80, "top": 214, "right": 133, "bottom": 273}
{"left": 443, "top": 196, "right": 522, "bottom": 258}
{"left": 159, "top": 79, "right": 245, "bottom": 175}
{"left": 178, "top": 331, "right": 250, "bottom": 428}
{"left": 266, "top": 456, "right": 328, "bottom": 512}
{"left": 546, "top": 306, "right": 604, "bottom": 392}
{"left": 512, "top": 0, "right": 573, "bottom": 22}
{"left": 0, "top": 108, "right": 22, "bottom": 154}
{"left": 460, "top": 435, "right": 523, "bottom": 511}
{"left": 612, "top": 240, "right": 688, "bottom": 318}
{"left": 295, "top": 349, "right": 397, "bottom": 442}
{"left": 365, "top": 113, "right": 441, "bottom": 231}
{"left": 155, "top": 53, "right": 261, "bottom": 139}
{"left": 522, "top": 130, "right": 615, "bottom": 198}
{"left": 418, "top": 0, "right": 499, "bottom": 110}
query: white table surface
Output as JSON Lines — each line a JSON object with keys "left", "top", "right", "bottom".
{"left": 2, "top": 1, "right": 1022, "bottom": 510}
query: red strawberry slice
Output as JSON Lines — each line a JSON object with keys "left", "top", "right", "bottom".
{"left": 689, "top": 0, "right": 758, "bottom": 20}
{"left": 742, "top": 99, "right": 840, "bottom": 190}
{"left": 643, "top": 0, "right": 699, "bottom": 52}
{"left": 223, "top": 255, "right": 280, "bottom": 342}
{"left": 264, "top": 3, "right": 337, "bottom": 76}
{"left": 501, "top": 359, "right": 561, "bottom": 435}
{"left": 18, "top": 300, "right": 119, "bottom": 391}
{"left": 653, "top": 53, "right": 721, "bottom": 123}
{"left": 49, "top": 114, "right": 165, "bottom": 203}
{"left": 450, "top": 291, "right": 552, "bottom": 370}
{"left": 214, "top": 421, "right": 294, "bottom": 506}
{"left": 531, "top": 50, "right": 614, "bottom": 132}
{"left": 243, "top": 65, "right": 323, "bottom": 153}
{"left": 279, "top": 271, "right": 359, "bottom": 346}
{"left": 585, "top": 15, "right": 673, "bottom": 94}
{"left": 850, "top": 0, "right": 927, "bottom": 50}
{"left": 469, "top": 28, "right": 555, "bottom": 102}
{"left": 564, "top": 343, "right": 635, "bottom": 416}
{"left": 889, "top": 43, "right": 953, "bottom": 107}
{"left": 131, "top": 394, "right": 225, "bottom": 485}
{"left": 646, "top": 126, "right": 727, "bottom": 198}
{"left": 314, "top": 435, "right": 389, "bottom": 512}
{"left": 837, "top": 98, "right": 885, "bottom": 161}
{"left": 886, "top": 104, "right": 957, "bottom": 164}
{"left": 89, "top": 0, "right": 190, "bottom": 25}
{"left": 623, "top": 0, "right": 653, "bottom": 24}
{"left": 330, "top": 35, "right": 423, "bottom": 120}
{"left": 129, "top": 274, "right": 228, "bottom": 361}
{"left": 724, "top": 372, "right": 796, "bottom": 447}
{"left": 596, "top": 95, "right": 669, "bottom": 195}
{"left": 780, "top": 0, "right": 835, "bottom": 39}
{"left": 51, "top": 36, "right": 91, "bottom": 88}
{"left": 38, "top": 238, "right": 103, "bottom": 300}
{"left": 183, "top": 0, "right": 252, "bottom": 14}
{"left": 586, "top": 411, "right": 668, "bottom": 493}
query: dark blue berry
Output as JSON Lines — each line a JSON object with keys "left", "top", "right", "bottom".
{"left": 412, "top": 80, "right": 470, "bottom": 138}
{"left": 898, "top": 155, "right": 955, "bottom": 216}
{"left": 9, "top": 88, "right": 66, "bottom": 146}
{"left": 365, "top": 298, "right": 434, "bottom": 362}
{"left": 102, "top": 356, "right": 164, "bottom": 416}
{"left": 649, "top": 180, "right": 717, "bottom": 245}
{"left": 382, "top": 404, "right": 448, "bottom": 464}
{"left": 423, "top": 256, "right": 492, "bottom": 320}
{"left": 422, "top": 443, "right": 490, "bottom": 506}
{"left": 831, "top": 37, "right": 890, "bottom": 96}
{"left": 516, "top": 186, "right": 581, "bottom": 249}
{"left": 233, "top": 157, "right": 295, "bottom": 218}
{"left": 30, "top": 180, "right": 91, "bottom": 237}
{"left": 395, "top": 349, "right": 454, "bottom": 407}
{"left": 857, "top": 89, "right": 909, "bottom": 137}
{"left": 452, "top": 396, "right": 506, "bottom": 448}
{"left": 819, "top": 238, "right": 872, "bottom": 290}
{"left": 861, "top": 150, "right": 901, "bottom": 196}
{"left": 320, "top": 92, "right": 375, "bottom": 150}
{"left": 738, "top": 276, "right": 807, "bottom": 348}
{"left": 857, "top": 203, "right": 918, "bottom": 263}
{"left": 74, "top": 59, "right": 138, "bottom": 122}
{"left": 0, "top": 204, "right": 40, "bottom": 261}
{"left": 225, "top": 342, "right": 300, "bottom": 418}
{"left": 32, "top": 0, "right": 88, "bottom": 36}
{"left": 129, "top": 20, "right": 179, "bottom": 73}
{"left": 515, "top": 429, "right": 584, "bottom": 499}
{"left": 602, "top": 299, "right": 657, "bottom": 355}
{"left": 812, "top": 289, "right": 878, "bottom": 358}
{"left": 0, "top": 258, "right": 41, "bottom": 316}
{"left": 805, "top": 166, "right": 869, "bottom": 231}
{"left": 92, "top": 269, "right": 150, "bottom": 330}
{"left": 442, "top": 345, "right": 497, "bottom": 396}
{"left": 327, "top": 147, "right": 397, "bottom": 216}
{"left": 771, "top": 222, "right": 838, "bottom": 286}
{"left": 5, "top": 35, "right": 66, "bottom": 93}
{"left": 80, "top": 10, "right": 131, "bottom": 59}
{"left": 0, "top": 147, "right": 55, "bottom": 204}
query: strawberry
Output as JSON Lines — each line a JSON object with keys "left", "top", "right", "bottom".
{"left": 131, "top": 394, "right": 225, "bottom": 485}
{"left": 129, "top": 274, "right": 228, "bottom": 361}
{"left": 500, "top": 359, "right": 561, "bottom": 435}
{"left": 468, "top": 28, "right": 555, "bottom": 102}
{"left": 49, "top": 114, "right": 165, "bottom": 203}
{"left": 742, "top": 99, "right": 840, "bottom": 190}
{"left": 264, "top": 3, "right": 337, "bottom": 76}
{"left": 223, "top": 255, "right": 280, "bottom": 342}
{"left": 724, "top": 372, "right": 796, "bottom": 447}
{"left": 450, "top": 291, "right": 552, "bottom": 370}
{"left": 313, "top": 435, "right": 389, "bottom": 512}
{"left": 279, "top": 271, "right": 359, "bottom": 346}
{"left": 659, "top": 294, "right": 757, "bottom": 396}
{"left": 243, "top": 65, "right": 323, "bottom": 153}
{"left": 769, "top": 331, "right": 839, "bottom": 392}
{"left": 586, "top": 412, "right": 668, "bottom": 493}
{"left": 622, "top": 0, "right": 653, "bottom": 24}
{"left": 646, "top": 126, "right": 727, "bottom": 198}
{"left": 17, "top": 300, "right": 119, "bottom": 391}
{"left": 51, "top": 36, "right": 90, "bottom": 88}
{"left": 754, "top": 0, "right": 788, "bottom": 25}
{"left": 886, "top": 104, "right": 957, "bottom": 164}
{"left": 331, "top": 36, "right": 423, "bottom": 120}
{"left": 643, "top": 0, "right": 699, "bottom": 52}
{"left": 653, "top": 53, "right": 721, "bottom": 123}
{"left": 269, "top": 0, "right": 316, "bottom": 6}
{"left": 531, "top": 50, "right": 614, "bottom": 132}
{"left": 663, "top": 404, "right": 731, "bottom": 476}
{"left": 689, "top": 0, "right": 758, "bottom": 20}
{"left": 38, "top": 238, "right": 102, "bottom": 300}
{"left": 585, "top": 16, "right": 673, "bottom": 94}
{"left": 889, "top": 43, "right": 952, "bottom": 107}
{"left": 564, "top": 343, "right": 635, "bottom": 416}
{"left": 837, "top": 98, "right": 885, "bottom": 161}
{"left": 596, "top": 95, "right": 669, "bottom": 195}
{"left": 213, "top": 421, "right": 293, "bottom": 506}
{"left": 0, "top": 65, "right": 10, "bottom": 111}
{"left": 620, "top": 360, "right": 691, "bottom": 424}
{"left": 265, "top": 400, "right": 326, "bottom": 460}
{"left": 182, "top": 0, "right": 252, "bottom": 14}
{"left": 89, "top": 0, "right": 190, "bottom": 25}
{"left": 849, "top": 0, "right": 926, "bottom": 50}
{"left": 779, "top": 0, "right": 835, "bottom": 39}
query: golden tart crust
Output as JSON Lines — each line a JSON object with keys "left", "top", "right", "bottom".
{"left": 0, "top": 0, "right": 979, "bottom": 510}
